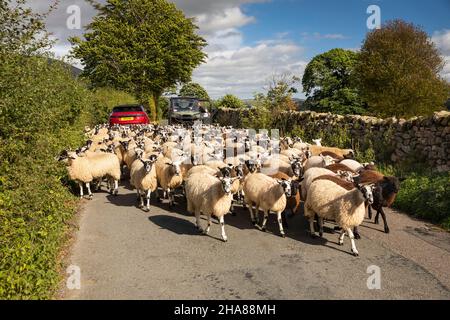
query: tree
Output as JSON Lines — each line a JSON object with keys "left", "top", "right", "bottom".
{"left": 0, "top": 0, "right": 56, "bottom": 56}
{"left": 70, "top": 0, "right": 207, "bottom": 121}
{"left": 265, "top": 73, "right": 300, "bottom": 114}
{"left": 179, "top": 82, "right": 210, "bottom": 100}
{"left": 355, "top": 20, "right": 449, "bottom": 118}
{"left": 302, "top": 48, "right": 366, "bottom": 115}
{"left": 216, "top": 94, "right": 245, "bottom": 109}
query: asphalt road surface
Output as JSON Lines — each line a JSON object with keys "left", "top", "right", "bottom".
{"left": 62, "top": 182, "right": 450, "bottom": 300}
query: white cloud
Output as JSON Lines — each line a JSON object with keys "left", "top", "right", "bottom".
{"left": 432, "top": 29, "right": 450, "bottom": 81}
{"left": 195, "top": 7, "right": 256, "bottom": 35}
{"left": 193, "top": 43, "right": 307, "bottom": 98}
{"left": 26, "top": 0, "right": 307, "bottom": 98}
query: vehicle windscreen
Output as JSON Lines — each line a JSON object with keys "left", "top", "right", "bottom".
{"left": 172, "top": 99, "right": 199, "bottom": 111}
{"left": 113, "top": 106, "right": 143, "bottom": 112}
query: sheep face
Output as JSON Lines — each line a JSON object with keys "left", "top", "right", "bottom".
{"left": 344, "top": 150, "right": 355, "bottom": 159}
{"left": 234, "top": 164, "right": 244, "bottom": 178}
{"left": 290, "top": 160, "right": 304, "bottom": 178}
{"left": 120, "top": 140, "right": 130, "bottom": 151}
{"left": 135, "top": 148, "right": 144, "bottom": 160}
{"left": 359, "top": 185, "right": 375, "bottom": 205}
{"left": 305, "top": 148, "right": 312, "bottom": 159}
{"left": 337, "top": 171, "right": 354, "bottom": 182}
{"left": 277, "top": 179, "right": 292, "bottom": 197}
{"left": 105, "top": 144, "right": 115, "bottom": 154}
{"left": 57, "top": 150, "right": 70, "bottom": 162}
{"left": 220, "top": 177, "right": 238, "bottom": 195}
{"left": 220, "top": 166, "right": 232, "bottom": 178}
{"left": 321, "top": 155, "right": 335, "bottom": 167}
{"left": 245, "top": 160, "right": 258, "bottom": 173}
{"left": 168, "top": 158, "right": 186, "bottom": 176}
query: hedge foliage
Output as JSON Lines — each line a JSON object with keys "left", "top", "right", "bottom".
{"left": 0, "top": 54, "right": 132, "bottom": 299}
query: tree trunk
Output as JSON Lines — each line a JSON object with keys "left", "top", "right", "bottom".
{"left": 148, "top": 94, "right": 158, "bottom": 123}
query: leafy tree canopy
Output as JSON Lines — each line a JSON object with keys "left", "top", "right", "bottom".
{"left": 355, "top": 20, "right": 449, "bottom": 118}
{"left": 70, "top": 0, "right": 207, "bottom": 121}
{"left": 216, "top": 94, "right": 245, "bottom": 109}
{"left": 0, "top": 0, "right": 56, "bottom": 56}
{"left": 302, "top": 48, "right": 366, "bottom": 115}
{"left": 179, "top": 82, "right": 210, "bottom": 100}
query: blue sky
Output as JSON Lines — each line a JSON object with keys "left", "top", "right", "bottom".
{"left": 34, "top": 0, "right": 450, "bottom": 99}
{"left": 240, "top": 0, "right": 450, "bottom": 60}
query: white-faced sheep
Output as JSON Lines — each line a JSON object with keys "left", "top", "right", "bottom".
{"left": 57, "top": 150, "right": 120, "bottom": 199}
{"left": 130, "top": 155, "right": 159, "bottom": 211}
{"left": 304, "top": 178, "right": 375, "bottom": 256}
{"left": 243, "top": 173, "right": 292, "bottom": 237}
{"left": 185, "top": 173, "right": 238, "bottom": 242}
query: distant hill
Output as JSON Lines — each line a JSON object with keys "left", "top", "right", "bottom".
{"left": 47, "top": 58, "right": 83, "bottom": 77}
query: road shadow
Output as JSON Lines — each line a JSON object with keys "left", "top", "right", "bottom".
{"left": 106, "top": 191, "right": 141, "bottom": 208}
{"left": 148, "top": 214, "right": 202, "bottom": 236}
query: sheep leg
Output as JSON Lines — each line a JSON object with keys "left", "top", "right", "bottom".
{"left": 168, "top": 189, "right": 174, "bottom": 207}
{"left": 347, "top": 228, "right": 359, "bottom": 256}
{"left": 113, "top": 179, "right": 119, "bottom": 196}
{"left": 277, "top": 211, "right": 286, "bottom": 238}
{"left": 378, "top": 208, "right": 390, "bottom": 233}
{"left": 338, "top": 230, "right": 345, "bottom": 245}
{"left": 261, "top": 210, "right": 269, "bottom": 232}
{"left": 137, "top": 189, "right": 144, "bottom": 208}
{"left": 368, "top": 205, "right": 373, "bottom": 220}
{"left": 204, "top": 215, "right": 211, "bottom": 235}
{"left": 309, "top": 217, "right": 317, "bottom": 238}
{"left": 219, "top": 216, "right": 228, "bottom": 242}
{"left": 247, "top": 203, "right": 257, "bottom": 226}
{"left": 145, "top": 190, "right": 151, "bottom": 212}
{"left": 318, "top": 217, "right": 324, "bottom": 237}
{"left": 86, "top": 182, "right": 93, "bottom": 199}
{"left": 353, "top": 226, "right": 361, "bottom": 239}
{"left": 79, "top": 182, "right": 84, "bottom": 199}
{"left": 195, "top": 210, "right": 203, "bottom": 232}
{"left": 136, "top": 188, "right": 141, "bottom": 201}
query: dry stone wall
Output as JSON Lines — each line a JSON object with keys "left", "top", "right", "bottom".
{"left": 214, "top": 108, "right": 450, "bottom": 172}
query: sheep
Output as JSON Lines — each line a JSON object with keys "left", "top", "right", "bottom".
{"left": 300, "top": 167, "right": 337, "bottom": 200}
{"left": 339, "top": 159, "right": 365, "bottom": 173}
{"left": 155, "top": 156, "right": 187, "bottom": 206}
{"left": 358, "top": 170, "right": 400, "bottom": 234}
{"left": 185, "top": 165, "right": 218, "bottom": 179}
{"left": 268, "top": 171, "right": 302, "bottom": 227}
{"left": 242, "top": 173, "right": 292, "bottom": 237}
{"left": 57, "top": 150, "right": 120, "bottom": 199}
{"left": 309, "top": 145, "right": 354, "bottom": 159}
{"left": 303, "top": 155, "right": 335, "bottom": 172}
{"left": 312, "top": 138, "right": 322, "bottom": 146}
{"left": 205, "top": 160, "right": 228, "bottom": 171}
{"left": 320, "top": 151, "right": 344, "bottom": 161}
{"left": 185, "top": 173, "right": 238, "bottom": 242}
{"left": 130, "top": 155, "right": 159, "bottom": 211}
{"left": 325, "top": 163, "right": 357, "bottom": 175}
{"left": 304, "top": 178, "right": 375, "bottom": 256}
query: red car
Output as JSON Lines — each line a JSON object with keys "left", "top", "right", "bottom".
{"left": 109, "top": 104, "right": 150, "bottom": 126}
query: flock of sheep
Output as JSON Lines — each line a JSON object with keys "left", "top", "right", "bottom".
{"left": 57, "top": 123, "right": 400, "bottom": 256}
